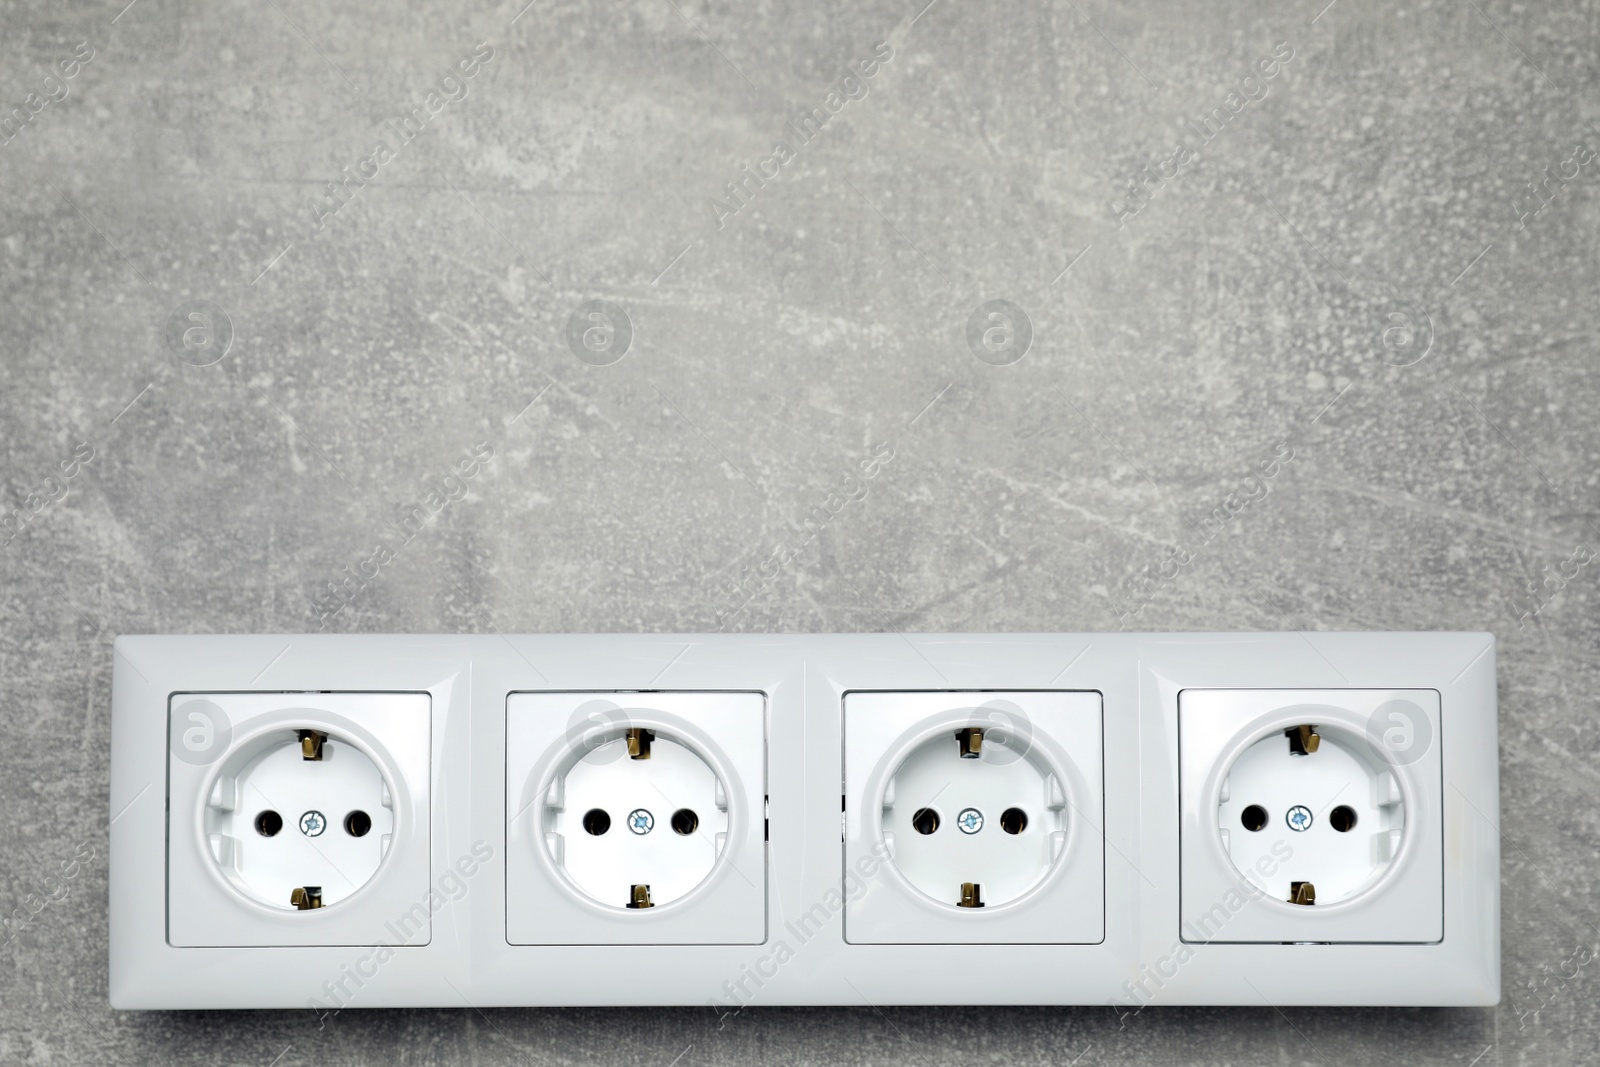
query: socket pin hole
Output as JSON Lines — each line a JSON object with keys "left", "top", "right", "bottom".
{"left": 671, "top": 808, "right": 699, "bottom": 836}
{"left": 911, "top": 807, "right": 940, "bottom": 835}
{"left": 1329, "top": 805, "right": 1358, "bottom": 832}
{"left": 344, "top": 810, "right": 372, "bottom": 837}
{"left": 999, "top": 807, "right": 1028, "bottom": 834}
{"left": 255, "top": 810, "right": 283, "bottom": 837}
{"left": 582, "top": 808, "right": 611, "bottom": 836}
{"left": 1240, "top": 804, "right": 1268, "bottom": 832}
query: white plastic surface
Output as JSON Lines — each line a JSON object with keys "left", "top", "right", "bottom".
{"left": 110, "top": 633, "right": 1498, "bottom": 1009}
{"left": 1219, "top": 730, "right": 1401, "bottom": 904}
{"left": 548, "top": 734, "right": 726, "bottom": 908}
{"left": 884, "top": 731, "right": 1063, "bottom": 907}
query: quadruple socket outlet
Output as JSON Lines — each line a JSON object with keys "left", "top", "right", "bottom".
{"left": 110, "top": 632, "right": 1500, "bottom": 1008}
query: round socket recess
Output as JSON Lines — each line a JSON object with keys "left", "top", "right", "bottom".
{"left": 881, "top": 729, "right": 1067, "bottom": 909}
{"left": 543, "top": 731, "right": 729, "bottom": 910}
{"left": 202, "top": 727, "right": 397, "bottom": 910}
{"left": 1218, "top": 723, "right": 1405, "bottom": 905}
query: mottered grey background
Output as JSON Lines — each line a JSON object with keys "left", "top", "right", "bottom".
{"left": 1, "top": 0, "right": 1596, "bottom": 1062}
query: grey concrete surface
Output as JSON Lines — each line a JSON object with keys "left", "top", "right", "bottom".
{"left": 2, "top": 0, "right": 1596, "bottom": 1061}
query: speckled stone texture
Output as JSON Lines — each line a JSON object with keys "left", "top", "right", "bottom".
{"left": 2, "top": 0, "right": 1596, "bottom": 1061}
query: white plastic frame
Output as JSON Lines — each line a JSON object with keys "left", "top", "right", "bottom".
{"left": 110, "top": 632, "right": 1499, "bottom": 1009}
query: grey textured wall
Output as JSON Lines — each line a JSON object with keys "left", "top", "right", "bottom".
{"left": 2, "top": 0, "right": 1595, "bottom": 1062}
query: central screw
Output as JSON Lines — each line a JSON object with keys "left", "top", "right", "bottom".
{"left": 1286, "top": 805, "right": 1313, "bottom": 832}
{"left": 957, "top": 807, "right": 984, "bottom": 834}
{"left": 628, "top": 808, "right": 654, "bottom": 835}
{"left": 299, "top": 810, "right": 326, "bottom": 837}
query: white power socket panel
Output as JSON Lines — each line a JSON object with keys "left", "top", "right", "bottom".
{"left": 110, "top": 632, "right": 1499, "bottom": 1009}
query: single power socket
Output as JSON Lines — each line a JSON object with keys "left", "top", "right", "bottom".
{"left": 165, "top": 692, "right": 431, "bottom": 948}
{"left": 843, "top": 691, "right": 1104, "bottom": 944}
{"left": 110, "top": 632, "right": 1498, "bottom": 1009}
{"left": 1178, "top": 688, "right": 1444, "bottom": 943}
{"left": 504, "top": 691, "right": 766, "bottom": 944}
